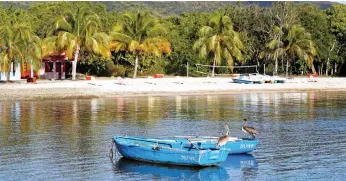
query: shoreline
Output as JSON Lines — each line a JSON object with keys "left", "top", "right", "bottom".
{"left": 1, "top": 77, "right": 346, "bottom": 101}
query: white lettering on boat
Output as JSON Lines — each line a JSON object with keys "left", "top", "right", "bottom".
{"left": 240, "top": 144, "right": 254, "bottom": 149}
{"left": 181, "top": 155, "right": 196, "bottom": 161}
{"left": 210, "top": 156, "right": 219, "bottom": 159}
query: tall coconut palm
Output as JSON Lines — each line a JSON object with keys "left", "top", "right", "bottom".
{"left": 0, "top": 8, "right": 53, "bottom": 81}
{"left": 261, "top": 25, "right": 317, "bottom": 76}
{"left": 52, "top": 7, "right": 110, "bottom": 80}
{"left": 193, "top": 11, "right": 244, "bottom": 77}
{"left": 110, "top": 11, "right": 171, "bottom": 78}
{"left": 0, "top": 22, "right": 32, "bottom": 81}
{"left": 25, "top": 36, "right": 58, "bottom": 78}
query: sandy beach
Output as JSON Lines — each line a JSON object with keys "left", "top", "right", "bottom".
{"left": 1, "top": 76, "right": 346, "bottom": 101}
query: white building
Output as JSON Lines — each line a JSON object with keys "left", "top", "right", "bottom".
{"left": 0, "top": 62, "right": 21, "bottom": 81}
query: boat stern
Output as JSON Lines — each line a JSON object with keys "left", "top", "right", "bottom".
{"left": 197, "top": 148, "right": 229, "bottom": 166}
{"left": 227, "top": 139, "right": 259, "bottom": 154}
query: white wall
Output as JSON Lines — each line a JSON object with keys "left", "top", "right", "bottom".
{"left": 0, "top": 62, "right": 21, "bottom": 81}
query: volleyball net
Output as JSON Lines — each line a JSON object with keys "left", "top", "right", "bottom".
{"left": 195, "top": 64, "right": 258, "bottom": 76}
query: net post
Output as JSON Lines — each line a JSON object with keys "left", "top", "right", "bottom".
{"left": 187, "top": 62, "right": 189, "bottom": 78}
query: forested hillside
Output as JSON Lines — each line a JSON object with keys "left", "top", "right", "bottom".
{"left": 0, "top": 1, "right": 345, "bottom": 78}
{"left": 0, "top": 1, "right": 335, "bottom": 14}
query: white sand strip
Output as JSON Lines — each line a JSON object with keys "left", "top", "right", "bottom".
{"left": 0, "top": 77, "right": 345, "bottom": 101}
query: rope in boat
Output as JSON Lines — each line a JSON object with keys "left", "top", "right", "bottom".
{"left": 186, "top": 138, "right": 200, "bottom": 151}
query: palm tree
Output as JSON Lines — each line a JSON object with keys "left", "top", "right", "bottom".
{"left": 193, "top": 11, "right": 244, "bottom": 77}
{"left": 0, "top": 8, "right": 56, "bottom": 81}
{"left": 26, "top": 36, "right": 58, "bottom": 78}
{"left": 0, "top": 22, "right": 32, "bottom": 81}
{"left": 52, "top": 7, "right": 110, "bottom": 80}
{"left": 261, "top": 25, "right": 317, "bottom": 76}
{"left": 110, "top": 11, "right": 171, "bottom": 78}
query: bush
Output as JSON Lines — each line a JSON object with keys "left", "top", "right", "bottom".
{"left": 108, "top": 64, "right": 127, "bottom": 77}
{"left": 78, "top": 57, "right": 108, "bottom": 76}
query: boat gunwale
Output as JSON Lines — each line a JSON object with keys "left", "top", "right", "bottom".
{"left": 114, "top": 136, "right": 226, "bottom": 152}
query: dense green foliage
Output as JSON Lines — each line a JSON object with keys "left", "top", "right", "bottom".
{"left": 193, "top": 11, "right": 244, "bottom": 76}
{"left": 110, "top": 11, "right": 171, "bottom": 78}
{"left": 0, "top": 1, "right": 346, "bottom": 77}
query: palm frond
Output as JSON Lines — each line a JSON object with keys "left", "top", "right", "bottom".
{"left": 57, "top": 31, "right": 77, "bottom": 50}
{"left": 55, "top": 17, "right": 73, "bottom": 33}
{"left": 129, "top": 40, "right": 139, "bottom": 52}
{"left": 199, "top": 26, "right": 213, "bottom": 37}
{"left": 110, "top": 32, "right": 133, "bottom": 44}
{"left": 266, "top": 39, "right": 283, "bottom": 49}
{"left": 85, "top": 32, "right": 110, "bottom": 58}
{"left": 215, "top": 42, "right": 221, "bottom": 65}
{"left": 224, "top": 48, "right": 234, "bottom": 67}
{"left": 208, "top": 35, "right": 217, "bottom": 52}
{"left": 147, "top": 24, "right": 168, "bottom": 36}
{"left": 66, "top": 39, "right": 77, "bottom": 59}
{"left": 199, "top": 45, "right": 207, "bottom": 58}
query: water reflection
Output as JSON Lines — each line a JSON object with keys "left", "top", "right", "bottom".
{"left": 1, "top": 92, "right": 345, "bottom": 139}
{"left": 220, "top": 154, "right": 258, "bottom": 168}
{"left": 113, "top": 154, "right": 257, "bottom": 181}
{"left": 1, "top": 91, "right": 346, "bottom": 181}
{"left": 114, "top": 158, "right": 230, "bottom": 181}
{"left": 0, "top": 91, "right": 345, "bottom": 146}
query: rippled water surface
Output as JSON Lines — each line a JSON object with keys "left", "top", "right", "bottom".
{"left": 1, "top": 92, "right": 346, "bottom": 181}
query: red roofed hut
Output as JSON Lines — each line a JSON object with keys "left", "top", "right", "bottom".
{"left": 40, "top": 51, "right": 72, "bottom": 80}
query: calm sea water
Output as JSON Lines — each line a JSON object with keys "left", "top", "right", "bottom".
{"left": 1, "top": 92, "right": 346, "bottom": 181}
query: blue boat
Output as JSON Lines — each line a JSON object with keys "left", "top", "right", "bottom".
{"left": 112, "top": 136, "right": 229, "bottom": 166}
{"left": 232, "top": 74, "right": 263, "bottom": 84}
{"left": 175, "top": 136, "right": 259, "bottom": 154}
{"left": 226, "top": 138, "right": 258, "bottom": 154}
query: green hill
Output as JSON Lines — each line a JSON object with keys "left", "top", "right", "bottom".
{"left": 0, "top": 1, "right": 337, "bottom": 16}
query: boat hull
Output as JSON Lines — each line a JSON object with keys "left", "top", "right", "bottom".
{"left": 177, "top": 136, "right": 259, "bottom": 154}
{"left": 232, "top": 77, "right": 263, "bottom": 84}
{"left": 226, "top": 138, "right": 258, "bottom": 154}
{"left": 113, "top": 136, "right": 229, "bottom": 166}
{"left": 232, "top": 78, "right": 254, "bottom": 84}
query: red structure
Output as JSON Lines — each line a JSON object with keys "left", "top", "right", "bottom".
{"left": 154, "top": 74, "right": 164, "bottom": 78}
{"left": 20, "top": 51, "right": 77, "bottom": 80}
{"left": 41, "top": 51, "right": 71, "bottom": 80}
{"left": 21, "top": 63, "right": 39, "bottom": 78}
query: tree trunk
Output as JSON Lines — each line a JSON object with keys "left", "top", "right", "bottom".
{"left": 311, "top": 64, "right": 316, "bottom": 74}
{"left": 274, "top": 56, "right": 278, "bottom": 76}
{"left": 281, "top": 55, "right": 284, "bottom": 73}
{"left": 30, "top": 59, "right": 33, "bottom": 78}
{"left": 326, "top": 59, "right": 329, "bottom": 76}
{"left": 6, "top": 72, "right": 10, "bottom": 82}
{"left": 274, "top": 38, "right": 279, "bottom": 75}
{"left": 133, "top": 54, "right": 139, "bottom": 78}
{"left": 320, "top": 64, "right": 323, "bottom": 76}
{"left": 6, "top": 61, "right": 12, "bottom": 82}
{"left": 286, "top": 59, "right": 289, "bottom": 77}
{"left": 72, "top": 44, "right": 80, "bottom": 81}
{"left": 212, "top": 53, "right": 216, "bottom": 77}
{"left": 318, "top": 65, "right": 320, "bottom": 75}
{"left": 326, "top": 41, "right": 336, "bottom": 76}
{"left": 337, "top": 63, "right": 342, "bottom": 75}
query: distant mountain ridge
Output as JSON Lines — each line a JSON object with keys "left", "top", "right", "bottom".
{"left": 0, "top": 1, "right": 337, "bottom": 15}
